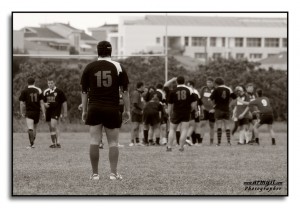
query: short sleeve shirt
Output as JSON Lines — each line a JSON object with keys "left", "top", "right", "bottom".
{"left": 168, "top": 85, "right": 197, "bottom": 113}
{"left": 80, "top": 57, "right": 129, "bottom": 109}
{"left": 200, "top": 86, "right": 215, "bottom": 111}
{"left": 19, "top": 85, "right": 43, "bottom": 112}
{"left": 249, "top": 97, "right": 273, "bottom": 115}
{"left": 43, "top": 87, "right": 67, "bottom": 110}
{"left": 132, "top": 90, "right": 143, "bottom": 114}
{"left": 210, "top": 85, "right": 236, "bottom": 112}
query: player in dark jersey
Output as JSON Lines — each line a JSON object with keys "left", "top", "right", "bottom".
{"left": 43, "top": 78, "right": 67, "bottom": 148}
{"left": 210, "top": 77, "right": 237, "bottom": 146}
{"left": 199, "top": 77, "right": 216, "bottom": 145}
{"left": 143, "top": 94, "right": 165, "bottom": 146}
{"left": 185, "top": 81, "right": 201, "bottom": 146}
{"left": 234, "top": 86, "right": 251, "bottom": 145}
{"left": 130, "top": 82, "right": 145, "bottom": 146}
{"left": 246, "top": 83, "right": 258, "bottom": 142}
{"left": 249, "top": 89, "right": 276, "bottom": 145}
{"left": 148, "top": 83, "right": 168, "bottom": 145}
{"left": 81, "top": 40, "right": 130, "bottom": 180}
{"left": 166, "top": 76, "right": 197, "bottom": 152}
{"left": 19, "top": 77, "right": 45, "bottom": 149}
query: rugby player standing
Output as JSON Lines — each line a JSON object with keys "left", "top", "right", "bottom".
{"left": 81, "top": 41, "right": 130, "bottom": 180}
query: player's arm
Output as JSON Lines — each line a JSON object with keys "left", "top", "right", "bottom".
{"left": 239, "top": 106, "right": 249, "bottom": 119}
{"left": 164, "top": 77, "right": 177, "bottom": 87}
{"left": 19, "top": 101, "right": 25, "bottom": 117}
{"left": 62, "top": 101, "right": 67, "bottom": 117}
{"left": 40, "top": 100, "right": 46, "bottom": 119}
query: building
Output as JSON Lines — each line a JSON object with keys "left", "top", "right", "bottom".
{"left": 258, "top": 51, "right": 287, "bottom": 70}
{"left": 13, "top": 23, "right": 98, "bottom": 55}
{"left": 89, "top": 15, "right": 287, "bottom": 66}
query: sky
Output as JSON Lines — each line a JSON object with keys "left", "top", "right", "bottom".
{"left": 13, "top": 12, "right": 287, "bottom": 34}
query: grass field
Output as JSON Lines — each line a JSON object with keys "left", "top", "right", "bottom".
{"left": 12, "top": 126, "right": 287, "bottom": 196}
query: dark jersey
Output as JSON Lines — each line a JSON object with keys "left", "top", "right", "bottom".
{"left": 168, "top": 85, "right": 197, "bottom": 113}
{"left": 155, "top": 89, "right": 166, "bottom": 103}
{"left": 80, "top": 57, "right": 129, "bottom": 109}
{"left": 19, "top": 85, "right": 43, "bottom": 112}
{"left": 210, "top": 85, "right": 236, "bottom": 112}
{"left": 247, "top": 92, "right": 257, "bottom": 112}
{"left": 43, "top": 87, "right": 67, "bottom": 110}
{"left": 132, "top": 90, "right": 144, "bottom": 114}
{"left": 144, "top": 101, "right": 163, "bottom": 114}
{"left": 200, "top": 86, "right": 215, "bottom": 111}
{"left": 249, "top": 97, "right": 273, "bottom": 115}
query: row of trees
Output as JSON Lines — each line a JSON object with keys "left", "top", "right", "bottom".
{"left": 12, "top": 56, "right": 287, "bottom": 122}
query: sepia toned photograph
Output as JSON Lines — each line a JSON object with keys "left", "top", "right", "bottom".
{"left": 12, "top": 12, "right": 288, "bottom": 196}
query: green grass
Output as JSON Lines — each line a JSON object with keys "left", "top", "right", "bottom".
{"left": 12, "top": 131, "right": 287, "bottom": 196}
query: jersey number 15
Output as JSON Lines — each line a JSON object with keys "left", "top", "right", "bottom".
{"left": 95, "top": 71, "right": 112, "bottom": 87}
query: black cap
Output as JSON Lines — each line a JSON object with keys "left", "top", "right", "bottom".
{"left": 97, "top": 41, "right": 112, "bottom": 57}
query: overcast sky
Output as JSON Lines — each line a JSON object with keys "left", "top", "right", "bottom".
{"left": 13, "top": 12, "right": 287, "bottom": 34}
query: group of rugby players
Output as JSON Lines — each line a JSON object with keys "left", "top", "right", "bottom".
{"left": 128, "top": 76, "right": 277, "bottom": 152}
{"left": 19, "top": 40, "right": 277, "bottom": 180}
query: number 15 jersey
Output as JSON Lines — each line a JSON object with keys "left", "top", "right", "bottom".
{"left": 80, "top": 57, "right": 129, "bottom": 109}
{"left": 168, "top": 84, "right": 197, "bottom": 113}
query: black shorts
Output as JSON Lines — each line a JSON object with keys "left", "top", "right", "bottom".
{"left": 259, "top": 114, "right": 274, "bottom": 125}
{"left": 214, "top": 109, "right": 230, "bottom": 120}
{"left": 238, "top": 118, "right": 250, "bottom": 126}
{"left": 201, "top": 110, "right": 215, "bottom": 123}
{"left": 171, "top": 111, "right": 190, "bottom": 125}
{"left": 143, "top": 112, "right": 160, "bottom": 126}
{"left": 249, "top": 112, "right": 258, "bottom": 123}
{"left": 46, "top": 108, "right": 61, "bottom": 122}
{"left": 131, "top": 112, "right": 143, "bottom": 123}
{"left": 86, "top": 105, "right": 121, "bottom": 129}
{"left": 26, "top": 111, "right": 40, "bottom": 124}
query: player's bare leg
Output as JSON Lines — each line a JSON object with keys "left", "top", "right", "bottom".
{"left": 186, "top": 120, "right": 195, "bottom": 146}
{"left": 89, "top": 125, "right": 102, "bottom": 180}
{"left": 49, "top": 118, "right": 58, "bottom": 148}
{"left": 26, "top": 118, "right": 35, "bottom": 148}
{"left": 160, "top": 123, "right": 167, "bottom": 145}
{"left": 130, "top": 122, "right": 140, "bottom": 146}
{"left": 199, "top": 120, "right": 206, "bottom": 145}
{"left": 268, "top": 124, "right": 276, "bottom": 145}
{"left": 167, "top": 123, "right": 179, "bottom": 151}
{"left": 55, "top": 122, "right": 61, "bottom": 148}
{"left": 253, "top": 122, "right": 261, "bottom": 145}
{"left": 179, "top": 122, "right": 189, "bottom": 151}
{"left": 104, "top": 127, "right": 122, "bottom": 180}
{"left": 153, "top": 123, "right": 160, "bottom": 145}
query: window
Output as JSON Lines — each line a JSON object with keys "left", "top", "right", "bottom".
{"left": 156, "top": 37, "right": 160, "bottom": 44}
{"left": 191, "top": 37, "right": 206, "bottom": 46}
{"left": 247, "top": 38, "right": 261, "bottom": 47}
{"left": 235, "top": 38, "right": 243, "bottom": 47}
{"left": 195, "top": 53, "right": 207, "bottom": 59}
{"left": 265, "top": 38, "right": 279, "bottom": 47}
{"left": 268, "top": 54, "right": 276, "bottom": 58}
{"left": 184, "top": 37, "right": 189, "bottom": 46}
{"left": 236, "top": 53, "right": 244, "bottom": 59}
{"left": 282, "top": 38, "right": 287, "bottom": 47}
{"left": 212, "top": 53, "right": 222, "bottom": 59}
{"left": 210, "top": 37, "right": 216, "bottom": 47}
{"left": 222, "top": 37, "right": 226, "bottom": 47}
{"left": 249, "top": 53, "right": 262, "bottom": 59}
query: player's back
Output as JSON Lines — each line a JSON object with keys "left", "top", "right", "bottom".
{"left": 169, "top": 85, "right": 194, "bottom": 113}
{"left": 81, "top": 58, "right": 127, "bottom": 109}
{"left": 19, "top": 86, "right": 42, "bottom": 112}
{"left": 210, "top": 85, "right": 234, "bottom": 112}
{"left": 250, "top": 96, "right": 273, "bottom": 115}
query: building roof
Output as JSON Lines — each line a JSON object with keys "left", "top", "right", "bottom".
{"left": 24, "top": 27, "right": 65, "bottom": 39}
{"left": 124, "top": 15, "right": 287, "bottom": 27}
{"left": 259, "top": 52, "right": 287, "bottom": 65}
{"left": 24, "top": 40, "right": 58, "bottom": 51}
{"left": 80, "top": 32, "right": 97, "bottom": 41}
